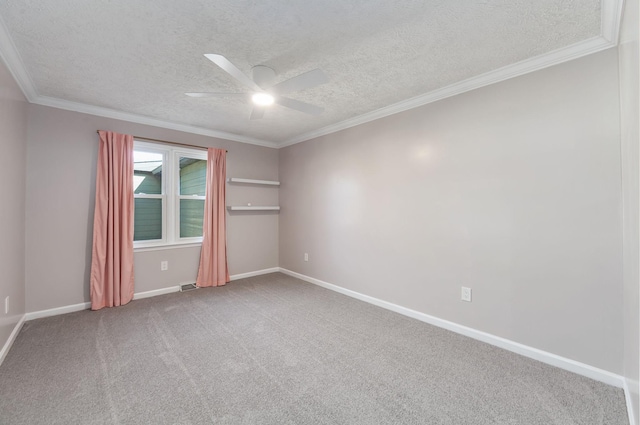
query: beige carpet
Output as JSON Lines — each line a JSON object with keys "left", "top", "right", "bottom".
{"left": 0, "top": 272, "right": 629, "bottom": 424}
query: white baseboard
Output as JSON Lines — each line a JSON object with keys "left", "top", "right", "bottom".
{"left": 25, "top": 302, "right": 91, "bottom": 321}
{"left": 230, "top": 267, "right": 280, "bottom": 280}
{"left": 133, "top": 286, "right": 180, "bottom": 300}
{"left": 19, "top": 266, "right": 628, "bottom": 392}
{"left": 624, "top": 378, "right": 639, "bottom": 425}
{"left": 23, "top": 268, "right": 280, "bottom": 321}
{"left": 278, "top": 268, "right": 625, "bottom": 389}
{"left": 0, "top": 314, "right": 25, "bottom": 367}
{"left": 10, "top": 267, "right": 636, "bottom": 421}
{"left": 24, "top": 288, "right": 181, "bottom": 320}
{"left": 24, "top": 287, "right": 183, "bottom": 318}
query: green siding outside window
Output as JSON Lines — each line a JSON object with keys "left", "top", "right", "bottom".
{"left": 179, "top": 158, "right": 206, "bottom": 238}
{"left": 134, "top": 198, "right": 162, "bottom": 241}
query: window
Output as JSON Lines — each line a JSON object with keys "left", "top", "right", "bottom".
{"left": 133, "top": 141, "right": 207, "bottom": 248}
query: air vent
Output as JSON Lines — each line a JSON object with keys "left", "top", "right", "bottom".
{"left": 180, "top": 283, "right": 197, "bottom": 292}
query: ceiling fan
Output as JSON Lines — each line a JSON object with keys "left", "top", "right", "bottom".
{"left": 186, "top": 54, "right": 329, "bottom": 120}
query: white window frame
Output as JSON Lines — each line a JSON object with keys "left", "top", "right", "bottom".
{"left": 173, "top": 148, "right": 207, "bottom": 245}
{"left": 133, "top": 141, "right": 207, "bottom": 249}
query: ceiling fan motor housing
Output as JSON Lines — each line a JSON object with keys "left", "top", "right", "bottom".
{"left": 252, "top": 65, "right": 276, "bottom": 90}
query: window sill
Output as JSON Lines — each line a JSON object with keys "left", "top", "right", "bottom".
{"left": 134, "top": 242, "right": 202, "bottom": 253}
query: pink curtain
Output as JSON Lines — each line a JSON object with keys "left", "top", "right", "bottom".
{"left": 196, "top": 148, "right": 230, "bottom": 287}
{"left": 89, "top": 130, "right": 135, "bottom": 310}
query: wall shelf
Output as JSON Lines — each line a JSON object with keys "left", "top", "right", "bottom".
{"left": 227, "top": 206, "right": 280, "bottom": 211}
{"left": 227, "top": 176, "right": 279, "bottom": 213}
{"left": 227, "top": 177, "right": 280, "bottom": 186}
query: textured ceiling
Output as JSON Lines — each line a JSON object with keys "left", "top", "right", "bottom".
{"left": 0, "top": 0, "right": 619, "bottom": 146}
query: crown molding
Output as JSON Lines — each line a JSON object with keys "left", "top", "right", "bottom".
{"left": 34, "top": 95, "right": 279, "bottom": 148}
{"left": 280, "top": 0, "right": 624, "bottom": 147}
{"left": 601, "top": 0, "right": 624, "bottom": 44}
{"left": 0, "top": 14, "right": 277, "bottom": 148}
{"left": 0, "top": 0, "right": 624, "bottom": 150}
{"left": 280, "top": 36, "right": 618, "bottom": 147}
{"left": 0, "top": 13, "right": 37, "bottom": 101}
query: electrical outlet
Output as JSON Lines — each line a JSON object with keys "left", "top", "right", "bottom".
{"left": 304, "top": 253, "right": 309, "bottom": 262}
{"left": 461, "top": 287, "right": 472, "bottom": 302}
{"left": 161, "top": 261, "right": 168, "bottom": 271}
{"left": 4, "top": 296, "right": 9, "bottom": 314}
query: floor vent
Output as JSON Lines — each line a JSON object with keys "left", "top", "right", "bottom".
{"left": 180, "top": 283, "right": 198, "bottom": 292}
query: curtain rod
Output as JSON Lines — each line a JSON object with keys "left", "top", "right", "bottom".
{"left": 96, "top": 131, "right": 227, "bottom": 152}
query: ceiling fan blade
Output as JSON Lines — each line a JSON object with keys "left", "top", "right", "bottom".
{"left": 250, "top": 107, "right": 265, "bottom": 120}
{"left": 271, "top": 69, "right": 328, "bottom": 95}
{"left": 185, "top": 92, "right": 247, "bottom": 98}
{"left": 276, "top": 97, "right": 324, "bottom": 115}
{"left": 204, "top": 54, "right": 262, "bottom": 92}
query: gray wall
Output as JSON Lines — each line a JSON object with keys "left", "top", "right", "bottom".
{"left": 25, "top": 105, "right": 278, "bottom": 312}
{"left": 0, "top": 59, "right": 27, "bottom": 349}
{"left": 620, "top": 0, "right": 640, "bottom": 421}
{"left": 279, "top": 48, "right": 623, "bottom": 373}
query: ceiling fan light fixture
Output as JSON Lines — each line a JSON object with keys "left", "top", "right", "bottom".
{"left": 252, "top": 92, "right": 275, "bottom": 106}
{"left": 189, "top": 55, "right": 327, "bottom": 119}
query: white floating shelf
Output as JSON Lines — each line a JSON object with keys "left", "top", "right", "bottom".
{"left": 227, "top": 177, "right": 280, "bottom": 186}
{"left": 227, "top": 206, "right": 280, "bottom": 211}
